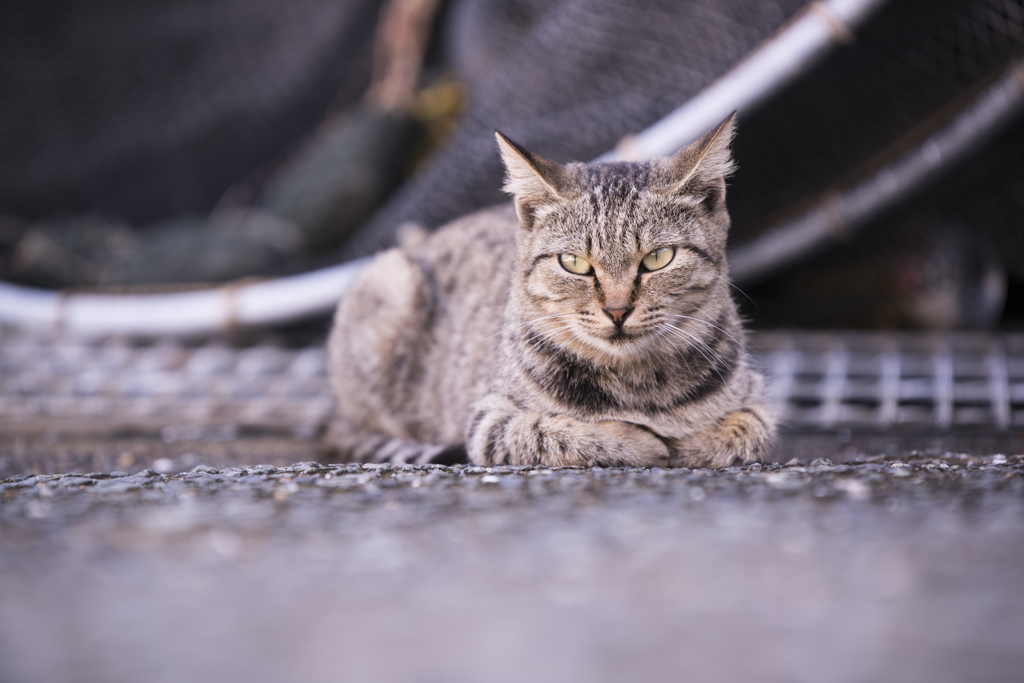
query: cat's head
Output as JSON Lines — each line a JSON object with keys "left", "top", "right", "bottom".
{"left": 496, "top": 115, "right": 736, "bottom": 364}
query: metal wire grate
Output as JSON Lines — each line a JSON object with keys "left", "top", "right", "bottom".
{"left": 752, "top": 331, "right": 1024, "bottom": 431}
{"left": 0, "top": 327, "right": 334, "bottom": 438}
{"left": 1, "top": 327, "right": 1022, "bottom": 437}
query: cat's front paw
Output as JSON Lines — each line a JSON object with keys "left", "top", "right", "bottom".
{"left": 586, "top": 420, "right": 671, "bottom": 468}
{"left": 466, "top": 401, "right": 670, "bottom": 467}
{"left": 668, "top": 406, "right": 775, "bottom": 469}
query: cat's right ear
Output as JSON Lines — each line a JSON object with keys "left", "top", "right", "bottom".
{"left": 495, "top": 131, "right": 566, "bottom": 230}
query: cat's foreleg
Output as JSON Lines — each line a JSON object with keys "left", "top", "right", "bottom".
{"left": 667, "top": 404, "right": 775, "bottom": 469}
{"left": 466, "top": 395, "right": 670, "bottom": 468}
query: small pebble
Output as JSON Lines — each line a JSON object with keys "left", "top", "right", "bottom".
{"left": 94, "top": 480, "right": 142, "bottom": 494}
{"left": 153, "top": 458, "right": 175, "bottom": 474}
{"left": 25, "top": 499, "right": 50, "bottom": 519}
{"left": 57, "top": 477, "right": 96, "bottom": 488}
{"left": 207, "top": 530, "right": 242, "bottom": 558}
{"left": 834, "top": 478, "right": 870, "bottom": 501}
{"left": 1, "top": 477, "right": 37, "bottom": 489}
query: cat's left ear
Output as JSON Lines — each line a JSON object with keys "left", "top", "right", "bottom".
{"left": 660, "top": 112, "right": 737, "bottom": 211}
{"left": 495, "top": 131, "right": 567, "bottom": 230}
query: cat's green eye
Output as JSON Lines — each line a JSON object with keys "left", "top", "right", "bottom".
{"left": 641, "top": 246, "right": 676, "bottom": 272}
{"left": 559, "top": 254, "right": 594, "bottom": 275}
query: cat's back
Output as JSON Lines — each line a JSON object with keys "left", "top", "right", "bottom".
{"left": 414, "top": 202, "right": 519, "bottom": 428}
{"left": 416, "top": 202, "right": 518, "bottom": 306}
{"left": 328, "top": 203, "right": 518, "bottom": 445}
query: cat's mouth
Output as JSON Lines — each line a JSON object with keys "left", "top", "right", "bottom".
{"left": 604, "top": 328, "right": 636, "bottom": 343}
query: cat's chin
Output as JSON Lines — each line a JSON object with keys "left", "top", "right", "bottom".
{"left": 576, "top": 330, "right": 647, "bottom": 365}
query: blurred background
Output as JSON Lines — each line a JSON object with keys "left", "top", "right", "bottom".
{"left": 2, "top": 0, "right": 1022, "bottom": 330}
{"left": 2, "top": 0, "right": 1024, "bottom": 453}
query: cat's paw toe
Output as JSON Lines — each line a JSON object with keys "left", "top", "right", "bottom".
{"left": 668, "top": 407, "right": 774, "bottom": 469}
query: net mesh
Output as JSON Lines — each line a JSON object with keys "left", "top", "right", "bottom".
{"left": 729, "top": 0, "right": 1024, "bottom": 240}
{"left": 346, "top": 0, "right": 1024, "bottom": 259}
{"left": 0, "top": 0, "right": 381, "bottom": 224}
{"left": 342, "top": 0, "right": 810, "bottom": 257}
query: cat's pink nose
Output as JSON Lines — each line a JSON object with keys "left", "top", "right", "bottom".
{"left": 603, "top": 306, "right": 633, "bottom": 325}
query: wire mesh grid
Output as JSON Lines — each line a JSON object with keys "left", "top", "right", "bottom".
{"left": 0, "top": 328, "right": 334, "bottom": 438}
{"left": 1, "top": 327, "right": 1023, "bottom": 437}
{"left": 752, "top": 330, "right": 1024, "bottom": 431}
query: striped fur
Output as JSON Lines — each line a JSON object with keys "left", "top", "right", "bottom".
{"left": 327, "top": 115, "right": 775, "bottom": 468}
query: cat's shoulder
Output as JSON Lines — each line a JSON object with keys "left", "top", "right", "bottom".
{"left": 401, "top": 203, "right": 518, "bottom": 261}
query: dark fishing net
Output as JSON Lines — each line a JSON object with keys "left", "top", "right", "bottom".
{"left": 4, "top": 0, "right": 1023, "bottom": 290}
{"left": 342, "top": 0, "right": 810, "bottom": 258}
{"left": 0, "top": 0, "right": 383, "bottom": 224}
{"left": 728, "top": 0, "right": 1024, "bottom": 241}
{"left": 729, "top": 0, "right": 1024, "bottom": 330}
{"left": 346, "top": 0, "right": 1024, "bottom": 262}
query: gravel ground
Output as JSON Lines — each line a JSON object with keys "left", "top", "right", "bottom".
{"left": 2, "top": 450, "right": 1023, "bottom": 683}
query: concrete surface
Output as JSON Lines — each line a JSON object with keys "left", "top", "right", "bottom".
{"left": 2, "top": 448, "right": 1023, "bottom": 683}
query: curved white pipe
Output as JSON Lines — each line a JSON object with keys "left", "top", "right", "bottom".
{"left": 0, "top": 0, "right": 889, "bottom": 338}
{"left": 728, "top": 57, "right": 1024, "bottom": 285}
{"left": 597, "top": 0, "right": 889, "bottom": 161}
{"left": 0, "top": 258, "right": 369, "bottom": 338}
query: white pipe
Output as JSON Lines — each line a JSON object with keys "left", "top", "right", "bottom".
{"left": 597, "top": 0, "right": 889, "bottom": 161}
{"left": 728, "top": 57, "right": 1024, "bottom": 285}
{"left": 0, "top": 258, "right": 369, "bottom": 338}
{"left": 0, "top": 0, "right": 889, "bottom": 338}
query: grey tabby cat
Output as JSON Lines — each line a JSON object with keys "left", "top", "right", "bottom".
{"left": 327, "top": 114, "right": 775, "bottom": 468}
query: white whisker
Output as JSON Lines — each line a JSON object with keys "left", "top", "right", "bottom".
{"left": 663, "top": 323, "right": 729, "bottom": 384}
{"left": 664, "top": 312, "right": 742, "bottom": 346}
{"left": 475, "top": 312, "right": 574, "bottom": 345}
{"left": 710, "top": 272, "right": 758, "bottom": 308}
